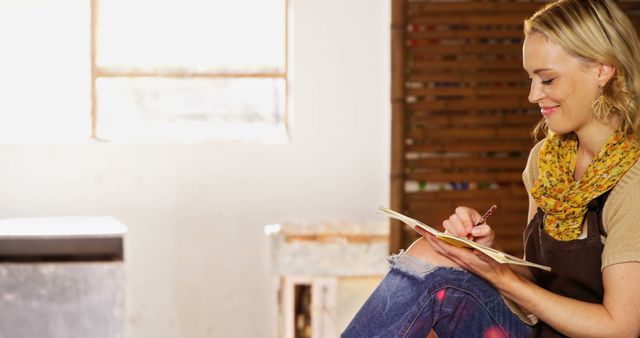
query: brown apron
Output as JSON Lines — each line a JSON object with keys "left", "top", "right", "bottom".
{"left": 523, "top": 191, "right": 611, "bottom": 338}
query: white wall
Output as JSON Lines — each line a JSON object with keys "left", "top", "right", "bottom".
{"left": 0, "top": 0, "right": 390, "bottom": 337}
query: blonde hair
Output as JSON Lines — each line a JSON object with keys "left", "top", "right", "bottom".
{"left": 524, "top": 0, "right": 640, "bottom": 138}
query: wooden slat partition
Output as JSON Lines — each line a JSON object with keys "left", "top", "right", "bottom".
{"left": 390, "top": 0, "right": 407, "bottom": 253}
{"left": 390, "top": 0, "right": 640, "bottom": 256}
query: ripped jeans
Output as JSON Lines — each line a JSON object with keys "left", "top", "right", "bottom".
{"left": 341, "top": 251, "right": 532, "bottom": 338}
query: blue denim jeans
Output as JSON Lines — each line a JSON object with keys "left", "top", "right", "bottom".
{"left": 341, "top": 251, "right": 532, "bottom": 338}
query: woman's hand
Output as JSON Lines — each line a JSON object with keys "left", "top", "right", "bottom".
{"left": 417, "top": 230, "right": 515, "bottom": 288}
{"left": 442, "top": 206, "right": 496, "bottom": 248}
{"left": 412, "top": 205, "right": 504, "bottom": 284}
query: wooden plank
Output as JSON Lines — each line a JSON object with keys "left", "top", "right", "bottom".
{"left": 407, "top": 2, "right": 545, "bottom": 15}
{"left": 406, "top": 188, "right": 528, "bottom": 202}
{"left": 413, "top": 199, "right": 529, "bottom": 211}
{"left": 410, "top": 126, "right": 533, "bottom": 141}
{"left": 496, "top": 239, "right": 526, "bottom": 250}
{"left": 407, "top": 98, "right": 535, "bottom": 111}
{"left": 408, "top": 15, "right": 528, "bottom": 25}
{"left": 493, "top": 225, "right": 529, "bottom": 239}
{"left": 410, "top": 60, "right": 523, "bottom": 71}
{"left": 498, "top": 126, "right": 534, "bottom": 138}
{"left": 499, "top": 197, "right": 531, "bottom": 212}
{"left": 407, "top": 87, "right": 478, "bottom": 97}
{"left": 410, "top": 66, "right": 525, "bottom": 77}
{"left": 407, "top": 156, "right": 527, "bottom": 170}
{"left": 390, "top": 0, "right": 407, "bottom": 254}
{"left": 408, "top": 29, "right": 524, "bottom": 39}
{"left": 409, "top": 44, "right": 522, "bottom": 54}
{"left": 408, "top": 2, "right": 639, "bottom": 23}
{"left": 407, "top": 171, "right": 524, "bottom": 183}
{"left": 406, "top": 191, "right": 529, "bottom": 203}
{"left": 407, "top": 141, "right": 533, "bottom": 153}
{"left": 406, "top": 186, "right": 527, "bottom": 202}
{"left": 408, "top": 87, "right": 528, "bottom": 97}
{"left": 408, "top": 71, "right": 527, "bottom": 83}
{"left": 408, "top": 199, "right": 529, "bottom": 215}
{"left": 494, "top": 238, "right": 525, "bottom": 256}
{"left": 479, "top": 86, "right": 529, "bottom": 97}
{"left": 409, "top": 113, "right": 540, "bottom": 126}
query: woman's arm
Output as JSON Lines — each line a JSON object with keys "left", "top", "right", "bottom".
{"left": 504, "top": 262, "right": 640, "bottom": 337}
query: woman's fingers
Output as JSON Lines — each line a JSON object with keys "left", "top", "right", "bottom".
{"left": 415, "top": 226, "right": 435, "bottom": 240}
{"left": 442, "top": 206, "right": 486, "bottom": 237}
{"left": 428, "top": 236, "right": 471, "bottom": 263}
{"left": 444, "top": 214, "right": 468, "bottom": 237}
{"left": 455, "top": 206, "right": 476, "bottom": 230}
{"left": 471, "top": 224, "right": 491, "bottom": 237}
{"left": 439, "top": 206, "right": 497, "bottom": 247}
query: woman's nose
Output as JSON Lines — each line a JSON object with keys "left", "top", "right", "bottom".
{"left": 528, "top": 81, "right": 544, "bottom": 103}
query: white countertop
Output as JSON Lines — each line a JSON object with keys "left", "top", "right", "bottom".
{"left": 0, "top": 217, "right": 127, "bottom": 238}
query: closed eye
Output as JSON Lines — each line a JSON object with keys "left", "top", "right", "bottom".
{"left": 542, "top": 78, "right": 555, "bottom": 85}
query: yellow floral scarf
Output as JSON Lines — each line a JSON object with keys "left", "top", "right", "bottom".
{"left": 531, "top": 130, "right": 640, "bottom": 241}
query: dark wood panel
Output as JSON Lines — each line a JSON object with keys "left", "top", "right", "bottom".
{"left": 407, "top": 156, "right": 527, "bottom": 170}
{"left": 408, "top": 14, "right": 530, "bottom": 25}
{"left": 407, "top": 141, "right": 534, "bottom": 153}
{"left": 408, "top": 200, "right": 529, "bottom": 216}
{"left": 407, "top": 171, "right": 524, "bottom": 183}
{"left": 408, "top": 29, "right": 525, "bottom": 39}
{"left": 406, "top": 187, "right": 528, "bottom": 202}
{"left": 407, "top": 98, "right": 535, "bottom": 111}
{"left": 408, "top": 2, "right": 545, "bottom": 15}
{"left": 409, "top": 126, "right": 534, "bottom": 141}
{"left": 409, "top": 114, "right": 540, "bottom": 126}
{"left": 407, "top": 87, "right": 528, "bottom": 97}
{"left": 410, "top": 60, "right": 523, "bottom": 71}
{"left": 408, "top": 44, "right": 522, "bottom": 54}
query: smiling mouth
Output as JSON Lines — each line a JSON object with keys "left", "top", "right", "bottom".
{"left": 540, "top": 106, "right": 559, "bottom": 116}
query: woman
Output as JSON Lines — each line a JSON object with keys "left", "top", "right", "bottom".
{"left": 342, "top": 0, "right": 640, "bottom": 337}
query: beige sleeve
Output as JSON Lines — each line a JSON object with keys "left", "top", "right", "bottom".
{"left": 601, "top": 162, "right": 640, "bottom": 270}
{"left": 523, "top": 141, "right": 544, "bottom": 224}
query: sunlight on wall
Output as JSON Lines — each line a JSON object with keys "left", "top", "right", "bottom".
{"left": 0, "top": 0, "right": 90, "bottom": 143}
{"left": 0, "top": 0, "right": 287, "bottom": 143}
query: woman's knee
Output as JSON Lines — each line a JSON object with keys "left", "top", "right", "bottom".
{"left": 405, "top": 237, "right": 461, "bottom": 269}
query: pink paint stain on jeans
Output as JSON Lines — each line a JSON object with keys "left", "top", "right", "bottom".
{"left": 483, "top": 326, "right": 508, "bottom": 338}
{"left": 435, "top": 289, "right": 446, "bottom": 302}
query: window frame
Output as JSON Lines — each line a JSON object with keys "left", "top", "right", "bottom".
{"left": 89, "top": 0, "right": 289, "bottom": 141}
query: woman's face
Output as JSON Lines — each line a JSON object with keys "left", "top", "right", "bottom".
{"left": 523, "top": 32, "right": 601, "bottom": 135}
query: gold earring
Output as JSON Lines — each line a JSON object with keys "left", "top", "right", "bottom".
{"left": 591, "top": 92, "right": 611, "bottom": 119}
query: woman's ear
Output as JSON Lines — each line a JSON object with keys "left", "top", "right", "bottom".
{"left": 597, "top": 63, "right": 616, "bottom": 87}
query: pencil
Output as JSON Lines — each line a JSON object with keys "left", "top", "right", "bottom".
{"left": 476, "top": 204, "right": 497, "bottom": 226}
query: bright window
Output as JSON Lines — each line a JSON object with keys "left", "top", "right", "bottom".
{"left": 0, "top": 0, "right": 288, "bottom": 143}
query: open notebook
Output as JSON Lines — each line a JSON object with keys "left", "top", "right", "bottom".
{"left": 380, "top": 206, "right": 551, "bottom": 271}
